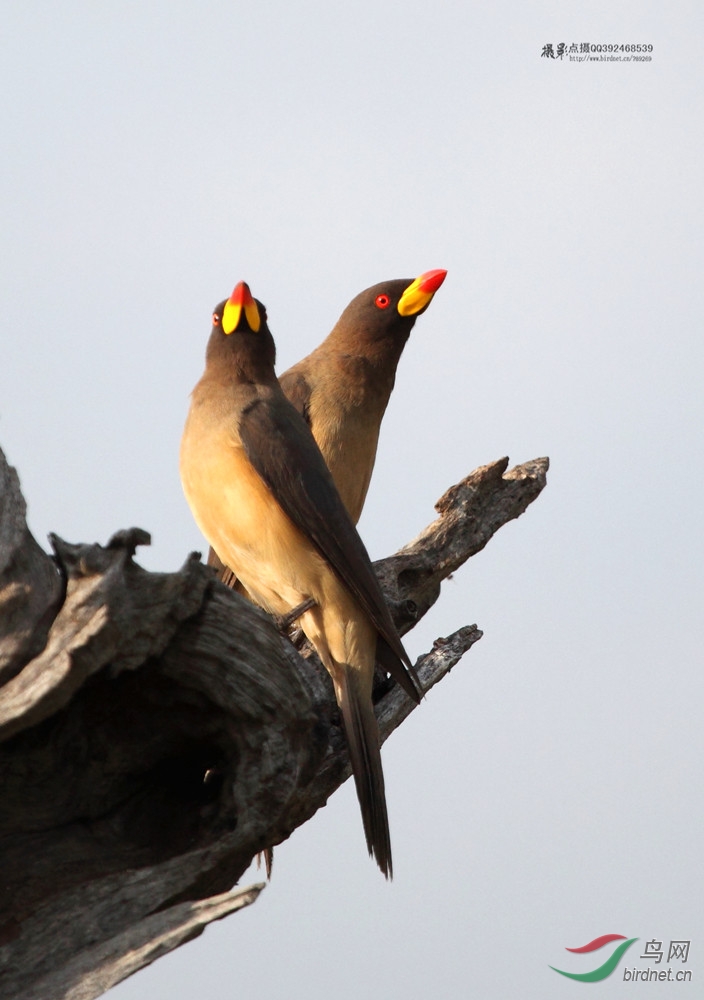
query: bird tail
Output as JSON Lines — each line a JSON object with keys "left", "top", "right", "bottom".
{"left": 376, "top": 634, "right": 422, "bottom": 704}
{"left": 337, "top": 668, "right": 393, "bottom": 879}
{"left": 207, "top": 545, "right": 240, "bottom": 589}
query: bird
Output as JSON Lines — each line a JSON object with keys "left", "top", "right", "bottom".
{"left": 207, "top": 268, "right": 446, "bottom": 583}
{"left": 180, "top": 281, "right": 422, "bottom": 877}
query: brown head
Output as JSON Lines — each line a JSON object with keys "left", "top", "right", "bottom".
{"left": 326, "top": 268, "right": 447, "bottom": 356}
{"left": 205, "top": 281, "right": 277, "bottom": 383}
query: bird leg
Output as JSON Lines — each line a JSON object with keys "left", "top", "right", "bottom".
{"left": 273, "top": 596, "right": 317, "bottom": 633}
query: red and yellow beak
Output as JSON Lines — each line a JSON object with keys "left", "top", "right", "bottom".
{"left": 222, "top": 281, "right": 261, "bottom": 334}
{"left": 397, "top": 268, "right": 447, "bottom": 317}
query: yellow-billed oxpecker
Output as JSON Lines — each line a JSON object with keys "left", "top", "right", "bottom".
{"left": 180, "top": 281, "right": 422, "bottom": 877}
{"left": 208, "top": 268, "right": 446, "bottom": 582}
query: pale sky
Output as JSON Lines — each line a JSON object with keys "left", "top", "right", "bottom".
{"left": 1, "top": 2, "right": 702, "bottom": 997}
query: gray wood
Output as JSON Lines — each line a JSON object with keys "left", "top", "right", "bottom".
{"left": 0, "top": 449, "right": 62, "bottom": 685}
{"left": 0, "top": 445, "right": 548, "bottom": 999}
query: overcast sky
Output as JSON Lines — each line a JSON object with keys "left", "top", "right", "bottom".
{"left": 2, "top": 2, "right": 702, "bottom": 997}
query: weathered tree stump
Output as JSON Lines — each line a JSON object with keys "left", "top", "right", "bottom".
{"left": 0, "top": 445, "right": 548, "bottom": 999}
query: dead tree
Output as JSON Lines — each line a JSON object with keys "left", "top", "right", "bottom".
{"left": 0, "top": 444, "right": 548, "bottom": 999}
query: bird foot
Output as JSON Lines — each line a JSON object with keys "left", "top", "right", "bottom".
{"left": 274, "top": 597, "right": 317, "bottom": 633}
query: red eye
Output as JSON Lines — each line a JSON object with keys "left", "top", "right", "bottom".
{"left": 212, "top": 312, "right": 220, "bottom": 325}
{"left": 375, "top": 294, "right": 390, "bottom": 309}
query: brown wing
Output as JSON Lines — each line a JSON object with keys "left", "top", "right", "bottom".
{"left": 279, "top": 365, "right": 313, "bottom": 424}
{"left": 238, "top": 392, "right": 421, "bottom": 703}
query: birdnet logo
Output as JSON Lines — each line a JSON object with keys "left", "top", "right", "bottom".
{"left": 550, "top": 934, "right": 638, "bottom": 982}
{"left": 549, "top": 934, "right": 693, "bottom": 983}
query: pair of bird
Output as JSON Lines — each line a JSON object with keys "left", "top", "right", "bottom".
{"left": 180, "top": 269, "right": 447, "bottom": 878}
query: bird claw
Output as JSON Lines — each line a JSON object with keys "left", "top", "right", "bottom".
{"left": 274, "top": 597, "right": 317, "bottom": 633}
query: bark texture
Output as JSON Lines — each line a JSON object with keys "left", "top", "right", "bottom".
{"left": 0, "top": 447, "right": 548, "bottom": 999}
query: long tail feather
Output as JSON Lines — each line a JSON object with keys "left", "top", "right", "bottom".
{"left": 376, "top": 634, "right": 422, "bottom": 703}
{"left": 338, "top": 668, "right": 392, "bottom": 878}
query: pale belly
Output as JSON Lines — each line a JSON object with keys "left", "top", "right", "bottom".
{"left": 180, "top": 407, "right": 376, "bottom": 678}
